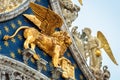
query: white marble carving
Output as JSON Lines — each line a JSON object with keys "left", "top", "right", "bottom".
{"left": 59, "top": 0, "right": 80, "bottom": 27}
{"left": 0, "top": 0, "right": 36, "bottom": 22}
{"left": 0, "top": 55, "right": 50, "bottom": 80}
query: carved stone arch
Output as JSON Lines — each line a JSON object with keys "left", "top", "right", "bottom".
{"left": 0, "top": 0, "right": 36, "bottom": 22}
{"left": 0, "top": 55, "right": 50, "bottom": 80}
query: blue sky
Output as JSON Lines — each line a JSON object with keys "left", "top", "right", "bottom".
{"left": 73, "top": 0, "right": 120, "bottom": 80}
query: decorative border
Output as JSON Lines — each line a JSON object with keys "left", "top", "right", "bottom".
{"left": 0, "top": 0, "right": 35, "bottom": 22}
{"left": 0, "top": 54, "right": 50, "bottom": 80}
{"left": 49, "top": 0, "right": 96, "bottom": 80}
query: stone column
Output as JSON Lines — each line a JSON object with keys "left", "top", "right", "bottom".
{"left": 22, "top": 49, "right": 34, "bottom": 64}
{"left": 52, "top": 67, "right": 63, "bottom": 80}
{"left": 37, "top": 58, "right": 48, "bottom": 72}
{"left": 1, "top": 71, "right": 6, "bottom": 80}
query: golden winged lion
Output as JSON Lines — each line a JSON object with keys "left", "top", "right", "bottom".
{"left": 3, "top": 2, "right": 75, "bottom": 79}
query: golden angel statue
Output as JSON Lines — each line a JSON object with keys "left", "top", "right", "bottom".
{"left": 3, "top": 2, "right": 75, "bottom": 80}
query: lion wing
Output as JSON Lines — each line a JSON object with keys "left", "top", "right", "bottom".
{"left": 30, "top": 2, "right": 63, "bottom": 35}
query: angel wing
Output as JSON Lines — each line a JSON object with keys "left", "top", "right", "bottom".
{"left": 97, "top": 31, "right": 118, "bottom": 65}
{"left": 78, "top": 0, "right": 83, "bottom": 5}
{"left": 29, "top": 2, "right": 63, "bottom": 35}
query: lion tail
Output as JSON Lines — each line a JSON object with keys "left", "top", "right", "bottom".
{"left": 3, "top": 26, "right": 30, "bottom": 40}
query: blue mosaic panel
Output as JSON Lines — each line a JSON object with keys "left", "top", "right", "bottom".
{"left": 0, "top": 0, "right": 86, "bottom": 80}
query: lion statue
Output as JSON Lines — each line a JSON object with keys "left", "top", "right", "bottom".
{"left": 3, "top": 2, "right": 76, "bottom": 79}
{"left": 3, "top": 26, "right": 72, "bottom": 68}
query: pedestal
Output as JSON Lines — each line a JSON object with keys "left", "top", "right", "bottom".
{"left": 52, "top": 67, "right": 63, "bottom": 80}
{"left": 22, "top": 48, "right": 35, "bottom": 64}
{"left": 37, "top": 58, "right": 48, "bottom": 72}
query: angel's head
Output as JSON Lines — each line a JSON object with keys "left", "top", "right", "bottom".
{"left": 82, "top": 27, "right": 91, "bottom": 36}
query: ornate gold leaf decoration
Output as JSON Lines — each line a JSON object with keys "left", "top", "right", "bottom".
{"left": 0, "top": 0, "right": 23, "bottom": 13}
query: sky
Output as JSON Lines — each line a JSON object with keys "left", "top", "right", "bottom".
{"left": 72, "top": 0, "right": 120, "bottom": 80}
